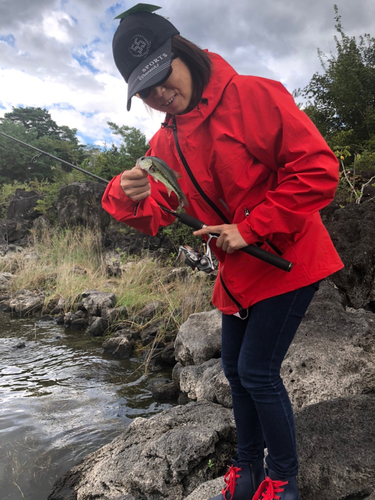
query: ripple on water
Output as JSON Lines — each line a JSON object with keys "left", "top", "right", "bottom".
{"left": 0, "top": 312, "right": 175, "bottom": 500}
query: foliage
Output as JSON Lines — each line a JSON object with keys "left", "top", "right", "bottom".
{"left": 162, "top": 221, "right": 203, "bottom": 254}
{"left": 0, "top": 107, "right": 86, "bottom": 184}
{"left": 81, "top": 123, "right": 149, "bottom": 180}
{"left": 293, "top": 5, "right": 375, "bottom": 200}
{"left": 298, "top": 5, "right": 375, "bottom": 147}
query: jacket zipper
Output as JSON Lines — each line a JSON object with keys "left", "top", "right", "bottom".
{"left": 172, "top": 117, "right": 230, "bottom": 224}
{"left": 171, "top": 116, "right": 246, "bottom": 313}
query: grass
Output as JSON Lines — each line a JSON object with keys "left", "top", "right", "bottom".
{"left": 0, "top": 226, "right": 215, "bottom": 333}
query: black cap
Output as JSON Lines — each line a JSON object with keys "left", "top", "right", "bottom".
{"left": 112, "top": 8, "right": 180, "bottom": 111}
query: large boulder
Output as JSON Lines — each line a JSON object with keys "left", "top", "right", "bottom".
{"left": 173, "top": 281, "right": 375, "bottom": 412}
{"left": 186, "top": 395, "right": 375, "bottom": 500}
{"left": 79, "top": 290, "right": 116, "bottom": 316}
{"left": 56, "top": 182, "right": 110, "bottom": 230}
{"left": 296, "top": 394, "right": 375, "bottom": 500}
{"left": 174, "top": 359, "right": 231, "bottom": 408}
{"left": 174, "top": 309, "right": 221, "bottom": 366}
{"left": 7, "top": 189, "right": 41, "bottom": 220}
{"left": 283, "top": 280, "right": 375, "bottom": 409}
{"left": 323, "top": 200, "right": 375, "bottom": 309}
{"left": 7, "top": 289, "right": 44, "bottom": 316}
{"left": 47, "top": 401, "right": 236, "bottom": 500}
{"left": 0, "top": 219, "right": 32, "bottom": 246}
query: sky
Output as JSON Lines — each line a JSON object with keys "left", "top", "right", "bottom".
{"left": 1, "top": 0, "right": 375, "bottom": 147}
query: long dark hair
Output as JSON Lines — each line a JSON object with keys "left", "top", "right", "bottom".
{"left": 171, "top": 35, "right": 212, "bottom": 110}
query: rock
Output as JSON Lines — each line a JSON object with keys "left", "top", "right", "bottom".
{"left": 0, "top": 272, "right": 13, "bottom": 291}
{"left": 104, "top": 250, "right": 124, "bottom": 277}
{"left": 187, "top": 395, "right": 375, "bottom": 500}
{"left": 103, "top": 332, "right": 135, "bottom": 359}
{"left": 150, "top": 379, "right": 179, "bottom": 401}
{"left": 0, "top": 219, "right": 32, "bottom": 246}
{"left": 14, "top": 341, "right": 26, "bottom": 349}
{"left": 164, "top": 267, "right": 191, "bottom": 283}
{"left": 44, "top": 296, "right": 65, "bottom": 315}
{"left": 140, "top": 320, "right": 163, "bottom": 346}
{"left": 80, "top": 290, "right": 116, "bottom": 317}
{"left": 102, "top": 306, "right": 128, "bottom": 324}
{"left": 172, "top": 280, "right": 375, "bottom": 412}
{"left": 176, "top": 359, "right": 231, "bottom": 407}
{"left": 88, "top": 317, "right": 109, "bottom": 336}
{"left": 103, "top": 222, "right": 174, "bottom": 256}
{"left": 8, "top": 289, "right": 44, "bottom": 316}
{"left": 175, "top": 309, "right": 222, "bottom": 366}
{"left": 135, "top": 300, "right": 165, "bottom": 323}
{"left": 160, "top": 342, "right": 177, "bottom": 367}
{"left": 296, "top": 394, "right": 375, "bottom": 500}
{"left": 183, "top": 477, "right": 224, "bottom": 500}
{"left": 143, "top": 347, "right": 169, "bottom": 372}
{"left": 7, "top": 189, "right": 41, "bottom": 220}
{"left": 282, "top": 280, "right": 375, "bottom": 409}
{"left": 56, "top": 182, "right": 110, "bottom": 230}
{"left": 47, "top": 401, "right": 236, "bottom": 500}
{"left": 63, "top": 310, "right": 88, "bottom": 330}
{"left": 323, "top": 200, "right": 375, "bottom": 309}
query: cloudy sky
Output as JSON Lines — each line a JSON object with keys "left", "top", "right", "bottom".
{"left": 1, "top": 0, "right": 374, "bottom": 147}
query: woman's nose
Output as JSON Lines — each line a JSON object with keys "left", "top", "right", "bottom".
{"left": 151, "top": 85, "right": 165, "bottom": 98}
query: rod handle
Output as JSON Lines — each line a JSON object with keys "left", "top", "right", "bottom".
{"left": 177, "top": 212, "right": 293, "bottom": 272}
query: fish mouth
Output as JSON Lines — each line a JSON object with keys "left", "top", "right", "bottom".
{"left": 162, "top": 95, "right": 176, "bottom": 107}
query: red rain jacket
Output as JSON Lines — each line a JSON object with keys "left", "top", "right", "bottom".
{"left": 102, "top": 52, "right": 344, "bottom": 314}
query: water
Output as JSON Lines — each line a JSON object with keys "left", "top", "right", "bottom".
{"left": 0, "top": 311, "right": 175, "bottom": 500}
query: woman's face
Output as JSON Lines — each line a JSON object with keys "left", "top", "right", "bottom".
{"left": 140, "top": 57, "right": 193, "bottom": 115}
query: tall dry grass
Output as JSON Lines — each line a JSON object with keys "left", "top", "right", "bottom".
{"left": 1, "top": 226, "right": 214, "bottom": 330}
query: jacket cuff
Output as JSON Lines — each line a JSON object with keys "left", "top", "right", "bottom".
{"left": 237, "top": 219, "right": 263, "bottom": 246}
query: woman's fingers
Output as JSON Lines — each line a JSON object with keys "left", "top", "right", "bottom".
{"left": 120, "top": 166, "right": 151, "bottom": 201}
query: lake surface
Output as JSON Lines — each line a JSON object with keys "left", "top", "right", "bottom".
{"left": 0, "top": 311, "right": 174, "bottom": 500}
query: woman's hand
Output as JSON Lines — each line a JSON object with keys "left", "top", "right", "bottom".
{"left": 120, "top": 166, "right": 151, "bottom": 202}
{"left": 193, "top": 224, "right": 248, "bottom": 254}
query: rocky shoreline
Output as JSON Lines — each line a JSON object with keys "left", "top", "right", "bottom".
{"left": 42, "top": 280, "right": 375, "bottom": 500}
{"left": 1, "top": 184, "right": 375, "bottom": 499}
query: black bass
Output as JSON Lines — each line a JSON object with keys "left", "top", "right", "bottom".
{"left": 136, "top": 156, "right": 188, "bottom": 208}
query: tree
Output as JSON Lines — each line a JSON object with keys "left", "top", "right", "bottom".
{"left": 81, "top": 123, "right": 149, "bottom": 181}
{"left": 0, "top": 107, "right": 86, "bottom": 183}
{"left": 3, "top": 107, "right": 60, "bottom": 139}
{"left": 108, "top": 122, "right": 148, "bottom": 166}
{"left": 299, "top": 5, "right": 375, "bottom": 145}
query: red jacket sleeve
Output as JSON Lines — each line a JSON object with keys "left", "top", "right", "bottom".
{"left": 101, "top": 149, "right": 178, "bottom": 236}
{"left": 232, "top": 77, "right": 339, "bottom": 245}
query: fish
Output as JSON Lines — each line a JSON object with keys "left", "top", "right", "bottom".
{"left": 136, "top": 156, "right": 188, "bottom": 208}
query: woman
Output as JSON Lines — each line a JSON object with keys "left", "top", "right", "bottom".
{"left": 103, "top": 5, "right": 344, "bottom": 500}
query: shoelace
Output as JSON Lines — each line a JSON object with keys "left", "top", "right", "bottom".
{"left": 221, "top": 465, "right": 242, "bottom": 499}
{"left": 252, "top": 477, "right": 288, "bottom": 500}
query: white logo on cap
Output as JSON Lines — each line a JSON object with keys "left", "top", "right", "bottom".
{"left": 129, "top": 35, "right": 151, "bottom": 58}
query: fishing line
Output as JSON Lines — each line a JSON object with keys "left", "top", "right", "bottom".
{"left": 0, "top": 130, "right": 109, "bottom": 185}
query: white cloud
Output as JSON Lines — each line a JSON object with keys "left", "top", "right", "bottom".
{"left": 1, "top": 0, "right": 375, "bottom": 149}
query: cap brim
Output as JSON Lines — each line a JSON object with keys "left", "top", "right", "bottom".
{"left": 126, "top": 38, "right": 173, "bottom": 111}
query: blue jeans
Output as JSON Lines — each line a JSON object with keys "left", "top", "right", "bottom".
{"left": 221, "top": 282, "right": 320, "bottom": 478}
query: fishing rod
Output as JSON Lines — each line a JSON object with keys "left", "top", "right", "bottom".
{"left": 0, "top": 130, "right": 292, "bottom": 272}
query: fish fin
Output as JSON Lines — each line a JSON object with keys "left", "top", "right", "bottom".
{"left": 180, "top": 195, "right": 189, "bottom": 208}
{"left": 171, "top": 169, "right": 182, "bottom": 180}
